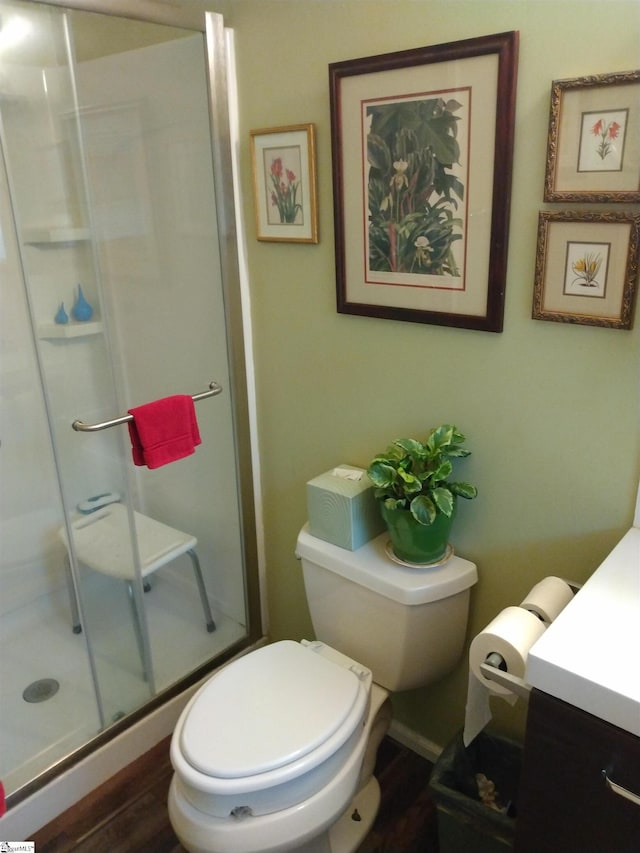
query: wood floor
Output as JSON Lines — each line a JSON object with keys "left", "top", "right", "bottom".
{"left": 32, "top": 735, "right": 440, "bottom": 853}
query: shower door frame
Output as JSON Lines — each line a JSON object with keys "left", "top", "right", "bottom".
{"left": 3, "top": 0, "right": 264, "bottom": 811}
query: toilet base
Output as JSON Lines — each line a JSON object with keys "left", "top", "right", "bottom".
{"left": 326, "top": 776, "right": 380, "bottom": 853}
{"left": 169, "top": 775, "right": 380, "bottom": 853}
{"left": 285, "top": 777, "right": 380, "bottom": 853}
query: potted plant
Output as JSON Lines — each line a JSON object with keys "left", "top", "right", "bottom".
{"left": 367, "top": 424, "right": 477, "bottom": 565}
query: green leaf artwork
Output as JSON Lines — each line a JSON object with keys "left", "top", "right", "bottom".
{"left": 366, "top": 96, "right": 465, "bottom": 277}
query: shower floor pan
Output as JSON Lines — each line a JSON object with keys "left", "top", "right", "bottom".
{"left": 0, "top": 571, "right": 245, "bottom": 797}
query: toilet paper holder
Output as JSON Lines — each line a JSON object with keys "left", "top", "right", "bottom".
{"left": 479, "top": 653, "right": 531, "bottom": 701}
{"left": 477, "top": 578, "right": 582, "bottom": 702}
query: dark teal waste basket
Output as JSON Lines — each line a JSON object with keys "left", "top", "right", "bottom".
{"left": 429, "top": 731, "right": 522, "bottom": 853}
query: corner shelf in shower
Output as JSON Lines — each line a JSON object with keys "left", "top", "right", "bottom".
{"left": 23, "top": 226, "right": 91, "bottom": 246}
{"left": 38, "top": 321, "right": 103, "bottom": 340}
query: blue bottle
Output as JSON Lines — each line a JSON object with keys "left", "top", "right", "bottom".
{"left": 72, "top": 284, "right": 93, "bottom": 322}
{"left": 54, "top": 302, "right": 69, "bottom": 324}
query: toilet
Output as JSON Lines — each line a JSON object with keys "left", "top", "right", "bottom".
{"left": 169, "top": 524, "right": 477, "bottom": 853}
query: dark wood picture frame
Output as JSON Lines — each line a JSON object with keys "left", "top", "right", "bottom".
{"left": 329, "top": 31, "right": 519, "bottom": 332}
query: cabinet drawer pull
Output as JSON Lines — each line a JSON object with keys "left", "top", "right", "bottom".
{"left": 602, "top": 770, "right": 640, "bottom": 807}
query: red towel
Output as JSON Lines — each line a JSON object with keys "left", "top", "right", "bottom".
{"left": 127, "top": 395, "right": 201, "bottom": 469}
{"left": 0, "top": 780, "right": 5, "bottom": 816}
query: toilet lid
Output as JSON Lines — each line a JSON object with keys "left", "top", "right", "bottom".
{"left": 180, "top": 641, "right": 367, "bottom": 780}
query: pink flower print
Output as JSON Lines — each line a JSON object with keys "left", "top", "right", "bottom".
{"left": 591, "top": 117, "right": 623, "bottom": 160}
{"left": 608, "top": 121, "right": 621, "bottom": 139}
{"left": 268, "top": 157, "right": 302, "bottom": 223}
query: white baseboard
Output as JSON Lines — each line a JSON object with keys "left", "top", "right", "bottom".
{"left": 388, "top": 719, "right": 443, "bottom": 764}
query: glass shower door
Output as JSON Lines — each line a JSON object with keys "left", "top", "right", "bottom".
{"left": 1, "top": 122, "right": 107, "bottom": 796}
{"left": 68, "top": 11, "right": 251, "bottom": 694}
{"left": 0, "top": 0, "right": 254, "bottom": 801}
{"left": 1, "top": 0, "right": 144, "bottom": 793}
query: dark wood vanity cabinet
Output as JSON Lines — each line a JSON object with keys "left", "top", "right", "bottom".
{"left": 515, "top": 688, "right": 640, "bottom": 852}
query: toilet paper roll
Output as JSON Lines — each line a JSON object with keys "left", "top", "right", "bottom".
{"left": 520, "top": 576, "right": 574, "bottom": 624}
{"left": 464, "top": 606, "right": 547, "bottom": 745}
{"left": 469, "top": 606, "right": 547, "bottom": 696}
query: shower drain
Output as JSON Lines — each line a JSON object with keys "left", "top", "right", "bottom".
{"left": 22, "top": 678, "right": 60, "bottom": 703}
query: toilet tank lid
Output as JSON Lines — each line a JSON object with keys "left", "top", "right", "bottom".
{"left": 296, "top": 524, "right": 477, "bottom": 605}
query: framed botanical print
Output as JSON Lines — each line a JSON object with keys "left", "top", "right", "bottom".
{"left": 329, "top": 31, "right": 519, "bottom": 332}
{"left": 250, "top": 124, "right": 319, "bottom": 243}
{"left": 544, "top": 70, "right": 640, "bottom": 203}
{"left": 532, "top": 210, "right": 640, "bottom": 329}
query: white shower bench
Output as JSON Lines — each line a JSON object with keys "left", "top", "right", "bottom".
{"left": 59, "top": 502, "right": 215, "bottom": 683}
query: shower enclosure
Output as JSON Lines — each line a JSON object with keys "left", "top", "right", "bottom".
{"left": 0, "top": 0, "right": 261, "bottom": 808}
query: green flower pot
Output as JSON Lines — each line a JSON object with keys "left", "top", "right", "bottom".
{"left": 381, "top": 503, "right": 455, "bottom": 565}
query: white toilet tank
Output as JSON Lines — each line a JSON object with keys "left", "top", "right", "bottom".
{"left": 296, "top": 525, "right": 478, "bottom": 692}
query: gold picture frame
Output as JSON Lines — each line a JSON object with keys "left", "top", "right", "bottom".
{"left": 250, "top": 123, "right": 318, "bottom": 243}
{"left": 532, "top": 210, "right": 640, "bottom": 329}
{"left": 544, "top": 70, "right": 640, "bottom": 203}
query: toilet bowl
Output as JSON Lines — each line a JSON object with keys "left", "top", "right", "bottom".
{"left": 169, "top": 640, "right": 391, "bottom": 853}
{"left": 169, "top": 525, "right": 477, "bottom": 853}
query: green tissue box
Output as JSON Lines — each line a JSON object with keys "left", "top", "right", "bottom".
{"left": 306, "top": 465, "right": 385, "bottom": 551}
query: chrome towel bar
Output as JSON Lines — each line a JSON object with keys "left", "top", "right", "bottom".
{"left": 72, "top": 381, "right": 223, "bottom": 432}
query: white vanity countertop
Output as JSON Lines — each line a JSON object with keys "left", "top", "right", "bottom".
{"left": 525, "top": 526, "right": 640, "bottom": 736}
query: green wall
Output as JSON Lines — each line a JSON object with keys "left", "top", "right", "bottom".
{"left": 224, "top": 0, "right": 640, "bottom": 747}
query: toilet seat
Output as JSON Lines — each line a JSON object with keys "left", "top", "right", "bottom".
{"left": 171, "top": 640, "right": 372, "bottom": 818}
